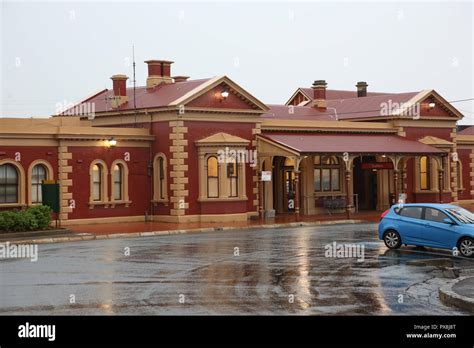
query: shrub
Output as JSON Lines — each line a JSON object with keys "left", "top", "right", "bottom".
{"left": 0, "top": 205, "right": 52, "bottom": 233}
{"left": 28, "top": 205, "right": 52, "bottom": 230}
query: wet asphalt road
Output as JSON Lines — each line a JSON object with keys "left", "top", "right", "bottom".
{"left": 1, "top": 223, "right": 473, "bottom": 315}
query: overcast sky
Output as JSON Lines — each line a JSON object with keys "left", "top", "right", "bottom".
{"left": 1, "top": 1, "right": 473, "bottom": 122}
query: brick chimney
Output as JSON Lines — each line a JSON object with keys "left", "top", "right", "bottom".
{"left": 145, "top": 59, "right": 174, "bottom": 87}
{"left": 110, "top": 74, "right": 128, "bottom": 108}
{"left": 311, "top": 80, "right": 327, "bottom": 110}
{"left": 356, "top": 81, "right": 368, "bottom": 97}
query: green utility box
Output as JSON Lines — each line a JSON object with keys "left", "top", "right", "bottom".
{"left": 41, "top": 180, "right": 60, "bottom": 213}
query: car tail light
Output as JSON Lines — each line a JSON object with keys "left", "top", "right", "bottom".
{"left": 380, "top": 208, "right": 390, "bottom": 221}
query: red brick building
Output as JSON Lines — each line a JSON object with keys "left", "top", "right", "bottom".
{"left": 0, "top": 58, "right": 472, "bottom": 225}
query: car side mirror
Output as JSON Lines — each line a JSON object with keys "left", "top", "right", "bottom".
{"left": 443, "top": 218, "right": 455, "bottom": 225}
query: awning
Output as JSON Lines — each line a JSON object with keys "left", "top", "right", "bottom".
{"left": 259, "top": 134, "right": 445, "bottom": 155}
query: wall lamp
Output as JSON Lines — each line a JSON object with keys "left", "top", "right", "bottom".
{"left": 428, "top": 102, "right": 436, "bottom": 109}
{"left": 106, "top": 137, "right": 117, "bottom": 147}
{"left": 220, "top": 89, "right": 229, "bottom": 100}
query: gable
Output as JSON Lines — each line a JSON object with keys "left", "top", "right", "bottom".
{"left": 168, "top": 76, "right": 268, "bottom": 113}
{"left": 286, "top": 89, "right": 311, "bottom": 106}
{"left": 187, "top": 83, "right": 258, "bottom": 110}
{"left": 418, "top": 92, "right": 463, "bottom": 119}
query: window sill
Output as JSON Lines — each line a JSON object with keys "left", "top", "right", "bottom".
{"left": 152, "top": 199, "right": 169, "bottom": 204}
{"left": 109, "top": 200, "right": 132, "bottom": 208}
{"left": 88, "top": 201, "right": 110, "bottom": 209}
{"left": 198, "top": 197, "right": 248, "bottom": 203}
{"left": 0, "top": 203, "right": 27, "bottom": 208}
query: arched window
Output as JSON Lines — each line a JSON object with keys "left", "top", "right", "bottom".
{"left": 227, "top": 157, "right": 238, "bottom": 197}
{"left": 0, "top": 164, "right": 18, "bottom": 203}
{"left": 159, "top": 157, "right": 165, "bottom": 199}
{"left": 31, "top": 164, "right": 47, "bottom": 204}
{"left": 207, "top": 156, "right": 219, "bottom": 198}
{"left": 314, "top": 156, "right": 341, "bottom": 192}
{"left": 457, "top": 160, "right": 463, "bottom": 190}
{"left": 153, "top": 154, "right": 168, "bottom": 201}
{"left": 92, "top": 164, "right": 103, "bottom": 201}
{"left": 112, "top": 164, "right": 123, "bottom": 201}
{"left": 420, "top": 156, "right": 430, "bottom": 190}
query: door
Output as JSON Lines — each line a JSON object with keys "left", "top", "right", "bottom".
{"left": 398, "top": 206, "right": 425, "bottom": 244}
{"left": 422, "top": 207, "right": 458, "bottom": 248}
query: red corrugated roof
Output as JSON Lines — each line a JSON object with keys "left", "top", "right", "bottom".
{"left": 458, "top": 126, "right": 474, "bottom": 135}
{"left": 299, "top": 88, "right": 390, "bottom": 100}
{"left": 263, "top": 91, "right": 419, "bottom": 120}
{"left": 68, "top": 78, "right": 211, "bottom": 113}
{"left": 261, "top": 133, "right": 444, "bottom": 154}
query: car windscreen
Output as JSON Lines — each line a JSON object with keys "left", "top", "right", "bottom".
{"left": 445, "top": 207, "right": 474, "bottom": 224}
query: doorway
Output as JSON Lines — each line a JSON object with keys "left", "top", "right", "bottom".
{"left": 353, "top": 156, "right": 378, "bottom": 210}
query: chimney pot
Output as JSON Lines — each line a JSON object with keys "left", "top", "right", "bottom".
{"left": 145, "top": 59, "right": 174, "bottom": 87}
{"left": 356, "top": 81, "right": 368, "bottom": 97}
{"left": 311, "top": 80, "right": 327, "bottom": 110}
{"left": 173, "top": 76, "right": 190, "bottom": 83}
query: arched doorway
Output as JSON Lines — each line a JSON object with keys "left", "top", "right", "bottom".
{"left": 272, "top": 156, "right": 298, "bottom": 214}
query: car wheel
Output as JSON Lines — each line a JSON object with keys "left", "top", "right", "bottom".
{"left": 458, "top": 237, "right": 474, "bottom": 258}
{"left": 383, "top": 230, "right": 402, "bottom": 249}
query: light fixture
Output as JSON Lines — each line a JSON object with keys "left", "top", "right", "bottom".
{"left": 381, "top": 154, "right": 387, "bottom": 158}
{"left": 428, "top": 102, "right": 436, "bottom": 109}
{"left": 106, "top": 137, "right": 117, "bottom": 147}
{"left": 220, "top": 89, "right": 229, "bottom": 99}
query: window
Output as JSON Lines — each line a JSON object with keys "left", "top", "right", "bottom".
{"left": 92, "top": 164, "right": 102, "bottom": 201}
{"left": 227, "top": 158, "right": 238, "bottom": 197}
{"left": 112, "top": 164, "right": 123, "bottom": 201}
{"left": 457, "top": 161, "right": 463, "bottom": 189}
{"left": 153, "top": 154, "right": 167, "bottom": 201}
{"left": 0, "top": 164, "right": 18, "bottom": 204}
{"left": 314, "top": 156, "right": 341, "bottom": 192}
{"left": 207, "top": 156, "right": 219, "bottom": 198}
{"left": 399, "top": 206, "right": 423, "bottom": 219}
{"left": 425, "top": 208, "right": 450, "bottom": 224}
{"left": 159, "top": 157, "right": 165, "bottom": 199}
{"left": 31, "top": 164, "right": 47, "bottom": 203}
{"left": 420, "top": 156, "right": 430, "bottom": 190}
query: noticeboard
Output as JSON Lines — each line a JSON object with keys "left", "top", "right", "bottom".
{"left": 41, "top": 180, "right": 60, "bottom": 213}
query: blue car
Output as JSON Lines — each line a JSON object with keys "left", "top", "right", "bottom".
{"left": 378, "top": 203, "right": 474, "bottom": 258}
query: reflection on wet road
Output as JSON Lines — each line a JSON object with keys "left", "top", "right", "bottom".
{"left": 1, "top": 223, "right": 473, "bottom": 315}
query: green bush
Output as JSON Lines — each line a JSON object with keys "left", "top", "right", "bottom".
{"left": 0, "top": 205, "right": 52, "bottom": 233}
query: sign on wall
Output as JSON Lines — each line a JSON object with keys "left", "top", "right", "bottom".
{"left": 361, "top": 162, "right": 394, "bottom": 170}
{"left": 261, "top": 171, "right": 272, "bottom": 181}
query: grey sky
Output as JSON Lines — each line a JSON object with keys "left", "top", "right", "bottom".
{"left": 1, "top": 1, "right": 473, "bottom": 122}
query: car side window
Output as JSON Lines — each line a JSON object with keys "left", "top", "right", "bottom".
{"left": 425, "top": 208, "right": 450, "bottom": 224}
{"left": 399, "top": 207, "right": 423, "bottom": 219}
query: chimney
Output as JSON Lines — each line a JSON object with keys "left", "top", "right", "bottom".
{"left": 173, "top": 76, "right": 190, "bottom": 83}
{"left": 110, "top": 74, "right": 128, "bottom": 108}
{"left": 356, "top": 81, "right": 368, "bottom": 97}
{"left": 145, "top": 59, "right": 174, "bottom": 87}
{"left": 311, "top": 80, "right": 327, "bottom": 109}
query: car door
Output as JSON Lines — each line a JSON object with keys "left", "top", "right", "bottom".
{"left": 422, "top": 207, "right": 458, "bottom": 248}
{"left": 397, "top": 206, "right": 425, "bottom": 244}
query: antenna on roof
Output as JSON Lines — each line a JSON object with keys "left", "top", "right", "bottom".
{"left": 132, "top": 45, "right": 137, "bottom": 127}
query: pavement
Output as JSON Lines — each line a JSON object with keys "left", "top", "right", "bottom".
{"left": 439, "top": 276, "right": 474, "bottom": 312}
{"left": 1, "top": 222, "right": 474, "bottom": 315}
{"left": 0, "top": 210, "right": 381, "bottom": 245}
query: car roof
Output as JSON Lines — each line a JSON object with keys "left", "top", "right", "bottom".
{"left": 395, "top": 203, "right": 459, "bottom": 209}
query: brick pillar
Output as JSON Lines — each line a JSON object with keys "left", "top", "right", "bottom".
{"left": 450, "top": 127, "right": 458, "bottom": 203}
{"left": 58, "top": 143, "right": 73, "bottom": 223}
{"left": 169, "top": 120, "right": 189, "bottom": 218}
{"left": 252, "top": 123, "right": 262, "bottom": 217}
